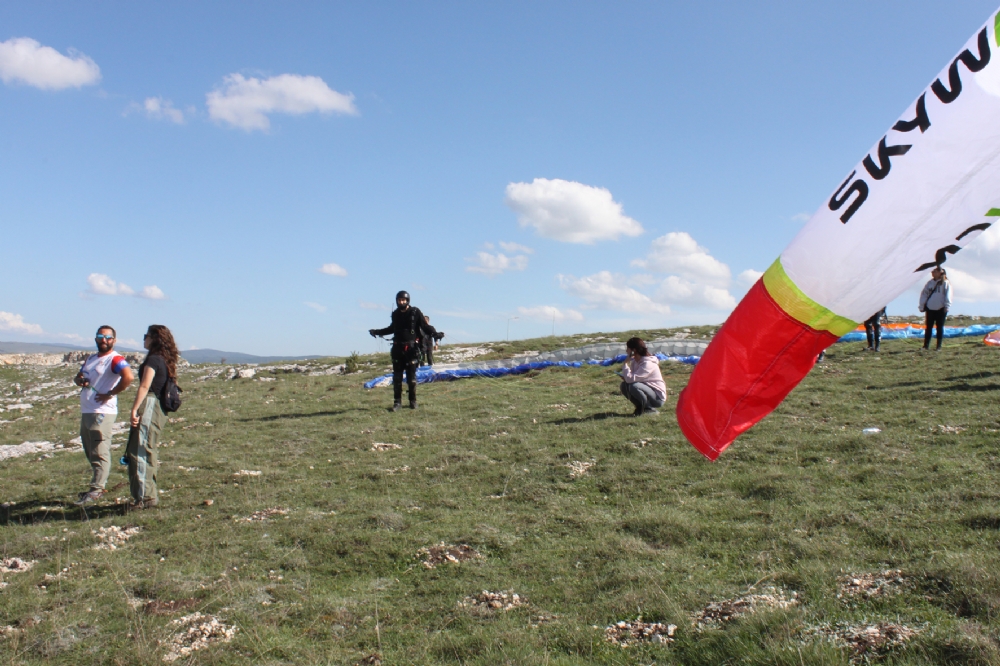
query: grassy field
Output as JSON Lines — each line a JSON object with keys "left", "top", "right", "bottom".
{"left": 3, "top": 323, "right": 1000, "bottom": 665}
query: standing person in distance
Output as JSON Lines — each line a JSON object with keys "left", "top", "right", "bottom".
{"left": 619, "top": 337, "right": 667, "bottom": 416}
{"left": 420, "top": 315, "right": 445, "bottom": 367}
{"left": 73, "top": 326, "right": 133, "bottom": 505}
{"left": 369, "top": 291, "right": 437, "bottom": 411}
{"left": 864, "top": 307, "right": 887, "bottom": 352}
{"left": 919, "top": 267, "right": 951, "bottom": 351}
{"left": 126, "top": 325, "right": 178, "bottom": 509}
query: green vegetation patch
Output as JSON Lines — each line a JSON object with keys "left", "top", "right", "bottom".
{"left": 3, "top": 330, "right": 1000, "bottom": 663}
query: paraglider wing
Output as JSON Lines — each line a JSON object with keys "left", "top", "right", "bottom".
{"left": 677, "top": 9, "right": 1000, "bottom": 460}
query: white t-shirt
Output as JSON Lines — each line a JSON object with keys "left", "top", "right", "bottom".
{"left": 79, "top": 352, "right": 129, "bottom": 415}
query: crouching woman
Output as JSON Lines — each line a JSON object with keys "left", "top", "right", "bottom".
{"left": 619, "top": 337, "right": 667, "bottom": 416}
{"left": 126, "top": 325, "right": 178, "bottom": 509}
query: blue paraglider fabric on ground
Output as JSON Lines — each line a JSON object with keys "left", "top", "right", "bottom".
{"left": 363, "top": 325, "right": 998, "bottom": 388}
{"left": 362, "top": 353, "right": 701, "bottom": 389}
{"left": 836, "top": 323, "right": 1000, "bottom": 343}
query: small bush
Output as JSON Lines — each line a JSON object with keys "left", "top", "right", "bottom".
{"left": 345, "top": 351, "right": 362, "bottom": 374}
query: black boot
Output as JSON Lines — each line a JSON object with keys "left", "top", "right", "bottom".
{"left": 391, "top": 402, "right": 402, "bottom": 412}
{"left": 409, "top": 400, "right": 418, "bottom": 410}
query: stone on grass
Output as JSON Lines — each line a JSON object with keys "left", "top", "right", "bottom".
{"left": 162, "top": 613, "right": 237, "bottom": 662}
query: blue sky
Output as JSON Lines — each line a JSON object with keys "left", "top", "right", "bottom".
{"left": 2, "top": 1, "right": 1000, "bottom": 356}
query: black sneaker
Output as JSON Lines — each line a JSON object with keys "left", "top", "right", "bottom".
{"left": 632, "top": 406, "right": 643, "bottom": 416}
{"left": 643, "top": 408, "right": 660, "bottom": 416}
{"left": 74, "top": 489, "right": 104, "bottom": 506}
{"left": 391, "top": 403, "right": 402, "bottom": 412}
{"left": 409, "top": 401, "right": 418, "bottom": 410}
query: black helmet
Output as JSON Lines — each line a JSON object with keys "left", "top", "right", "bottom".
{"left": 395, "top": 290, "right": 410, "bottom": 304}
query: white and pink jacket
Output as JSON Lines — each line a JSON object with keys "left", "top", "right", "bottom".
{"left": 621, "top": 355, "right": 666, "bottom": 401}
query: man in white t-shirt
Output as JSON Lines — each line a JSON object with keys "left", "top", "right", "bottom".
{"left": 73, "top": 325, "right": 133, "bottom": 505}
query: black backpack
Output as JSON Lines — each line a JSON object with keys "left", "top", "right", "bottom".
{"left": 160, "top": 377, "right": 183, "bottom": 413}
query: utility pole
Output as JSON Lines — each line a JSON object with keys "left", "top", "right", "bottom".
{"left": 507, "top": 316, "right": 519, "bottom": 341}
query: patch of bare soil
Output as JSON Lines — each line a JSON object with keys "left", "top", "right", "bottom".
{"left": 802, "top": 622, "right": 921, "bottom": 663}
{"left": 692, "top": 587, "right": 799, "bottom": 629}
{"left": 92, "top": 526, "right": 141, "bottom": 551}
{"left": 837, "top": 570, "right": 910, "bottom": 600}
{"left": 144, "top": 598, "right": 199, "bottom": 615}
{"left": 417, "top": 543, "right": 482, "bottom": 569}
{"left": 459, "top": 590, "right": 527, "bottom": 614}
{"left": 604, "top": 618, "right": 677, "bottom": 646}
{"left": 161, "top": 612, "right": 237, "bottom": 662}
{"left": 241, "top": 508, "right": 288, "bottom": 522}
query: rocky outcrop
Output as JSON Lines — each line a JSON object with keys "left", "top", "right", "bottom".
{"left": 445, "top": 338, "right": 709, "bottom": 370}
{"left": 0, "top": 351, "right": 189, "bottom": 367}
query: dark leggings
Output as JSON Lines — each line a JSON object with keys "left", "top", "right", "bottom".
{"left": 923, "top": 309, "right": 947, "bottom": 349}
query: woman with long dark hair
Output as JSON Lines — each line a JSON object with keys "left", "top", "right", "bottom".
{"left": 620, "top": 337, "right": 667, "bottom": 416}
{"left": 126, "top": 324, "right": 178, "bottom": 509}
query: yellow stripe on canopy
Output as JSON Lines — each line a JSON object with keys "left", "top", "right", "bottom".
{"left": 762, "top": 258, "right": 858, "bottom": 337}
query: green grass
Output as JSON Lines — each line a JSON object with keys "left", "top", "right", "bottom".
{"left": 3, "top": 326, "right": 1000, "bottom": 664}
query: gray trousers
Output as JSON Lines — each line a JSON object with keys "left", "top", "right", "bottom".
{"left": 620, "top": 381, "right": 665, "bottom": 411}
{"left": 80, "top": 413, "right": 116, "bottom": 490}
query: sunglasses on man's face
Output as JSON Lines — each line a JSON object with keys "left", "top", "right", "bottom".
{"left": 95, "top": 335, "right": 115, "bottom": 341}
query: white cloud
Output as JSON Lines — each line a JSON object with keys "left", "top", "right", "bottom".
{"left": 558, "top": 272, "right": 671, "bottom": 315}
{"left": 656, "top": 276, "right": 736, "bottom": 310}
{"left": 207, "top": 73, "right": 357, "bottom": 131}
{"left": 499, "top": 241, "right": 534, "bottom": 254}
{"left": 945, "top": 223, "right": 1000, "bottom": 302}
{"left": 738, "top": 269, "right": 764, "bottom": 286}
{"left": 87, "top": 273, "right": 166, "bottom": 300}
{"left": 359, "top": 300, "right": 388, "bottom": 310}
{"left": 627, "top": 273, "right": 658, "bottom": 287}
{"left": 0, "top": 37, "right": 100, "bottom": 90}
{"left": 0, "top": 311, "right": 44, "bottom": 335}
{"left": 517, "top": 305, "right": 584, "bottom": 322}
{"left": 319, "top": 263, "right": 348, "bottom": 277}
{"left": 631, "top": 232, "right": 730, "bottom": 287}
{"left": 137, "top": 97, "right": 185, "bottom": 124}
{"left": 466, "top": 251, "right": 529, "bottom": 276}
{"left": 946, "top": 268, "right": 1000, "bottom": 301}
{"left": 87, "top": 273, "right": 134, "bottom": 296}
{"left": 304, "top": 301, "right": 327, "bottom": 313}
{"left": 505, "top": 178, "right": 644, "bottom": 244}
{"left": 139, "top": 285, "right": 166, "bottom": 300}
{"left": 791, "top": 212, "right": 810, "bottom": 223}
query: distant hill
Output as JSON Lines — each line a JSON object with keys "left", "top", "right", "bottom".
{"left": 179, "top": 349, "right": 328, "bottom": 365}
{"left": 0, "top": 341, "right": 326, "bottom": 365}
{"left": 0, "top": 341, "right": 86, "bottom": 354}
{"left": 0, "top": 341, "right": 142, "bottom": 354}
